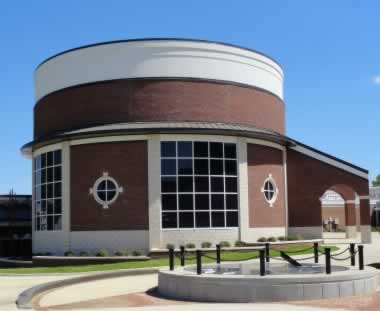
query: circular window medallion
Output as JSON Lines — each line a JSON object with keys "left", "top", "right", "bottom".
{"left": 261, "top": 174, "right": 278, "bottom": 207}
{"left": 89, "top": 172, "right": 123, "bottom": 209}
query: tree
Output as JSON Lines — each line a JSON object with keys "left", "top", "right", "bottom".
{"left": 373, "top": 175, "right": 380, "bottom": 187}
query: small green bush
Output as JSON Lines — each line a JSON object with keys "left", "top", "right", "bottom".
{"left": 257, "top": 237, "right": 267, "bottom": 242}
{"left": 201, "top": 241, "right": 212, "bottom": 248}
{"left": 235, "top": 240, "right": 245, "bottom": 247}
{"left": 166, "top": 243, "right": 175, "bottom": 250}
{"left": 277, "top": 236, "right": 286, "bottom": 241}
{"left": 185, "top": 243, "right": 196, "bottom": 249}
{"left": 114, "top": 251, "right": 124, "bottom": 256}
{"left": 267, "top": 236, "right": 277, "bottom": 242}
{"left": 96, "top": 249, "right": 109, "bottom": 257}
{"left": 64, "top": 251, "right": 74, "bottom": 257}
{"left": 79, "top": 251, "right": 89, "bottom": 257}
{"left": 132, "top": 250, "right": 141, "bottom": 256}
{"left": 219, "top": 241, "right": 231, "bottom": 248}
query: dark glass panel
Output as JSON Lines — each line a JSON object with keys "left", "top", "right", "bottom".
{"left": 210, "top": 142, "right": 223, "bottom": 158}
{"left": 162, "top": 212, "right": 177, "bottom": 228}
{"left": 211, "top": 194, "right": 224, "bottom": 210}
{"left": 268, "top": 181, "right": 274, "bottom": 191}
{"left": 54, "top": 199, "right": 62, "bottom": 214}
{"left": 36, "top": 217, "right": 41, "bottom": 231}
{"left": 54, "top": 215, "right": 62, "bottom": 230}
{"left": 47, "top": 215, "right": 53, "bottom": 230}
{"left": 161, "top": 159, "right": 176, "bottom": 175}
{"left": 179, "top": 212, "right": 194, "bottom": 228}
{"left": 47, "top": 183, "right": 54, "bottom": 198}
{"left": 226, "top": 211, "right": 238, "bottom": 227}
{"left": 225, "top": 177, "right": 238, "bottom": 192}
{"left": 178, "top": 159, "right": 193, "bottom": 175}
{"left": 178, "top": 176, "right": 193, "bottom": 192}
{"left": 54, "top": 150, "right": 62, "bottom": 165}
{"left": 211, "top": 212, "right": 225, "bottom": 227}
{"left": 178, "top": 194, "right": 193, "bottom": 210}
{"left": 161, "top": 194, "right": 177, "bottom": 210}
{"left": 194, "top": 159, "right": 209, "bottom": 175}
{"left": 54, "top": 182, "right": 62, "bottom": 198}
{"left": 47, "top": 199, "right": 54, "bottom": 214}
{"left": 226, "top": 194, "right": 238, "bottom": 210}
{"left": 41, "top": 184, "right": 46, "bottom": 199}
{"left": 161, "top": 142, "right": 176, "bottom": 157}
{"left": 195, "top": 194, "right": 209, "bottom": 210}
{"left": 47, "top": 167, "right": 53, "bottom": 183}
{"left": 41, "top": 169, "right": 46, "bottom": 184}
{"left": 54, "top": 166, "right": 61, "bottom": 181}
{"left": 47, "top": 151, "right": 54, "bottom": 167}
{"left": 41, "top": 200, "right": 46, "bottom": 214}
{"left": 98, "top": 180, "right": 106, "bottom": 191}
{"left": 210, "top": 160, "right": 223, "bottom": 175}
{"left": 177, "top": 141, "right": 192, "bottom": 157}
{"left": 161, "top": 177, "right": 177, "bottom": 193}
{"left": 211, "top": 177, "right": 224, "bottom": 192}
{"left": 106, "top": 180, "right": 116, "bottom": 191}
{"left": 41, "top": 153, "right": 46, "bottom": 168}
{"left": 195, "top": 212, "right": 210, "bottom": 227}
{"left": 97, "top": 191, "right": 106, "bottom": 201}
{"left": 225, "top": 160, "right": 237, "bottom": 175}
{"left": 194, "top": 141, "right": 208, "bottom": 157}
{"left": 224, "top": 143, "right": 237, "bottom": 159}
{"left": 106, "top": 190, "right": 116, "bottom": 201}
{"left": 195, "top": 176, "right": 209, "bottom": 192}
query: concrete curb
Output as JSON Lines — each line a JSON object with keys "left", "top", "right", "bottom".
{"left": 15, "top": 267, "right": 159, "bottom": 309}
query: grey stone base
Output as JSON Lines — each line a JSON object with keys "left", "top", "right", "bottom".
{"left": 158, "top": 265, "right": 378, "bottom": 302}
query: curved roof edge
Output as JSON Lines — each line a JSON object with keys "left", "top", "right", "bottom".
{"left": 36, "top": 38, "right": 283, "bottom": 72}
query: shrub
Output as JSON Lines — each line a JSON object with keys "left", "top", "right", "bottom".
{"left": 277, "top": 236, "right": 286, "bottom": 241}
{"left": 79, "top": 251, "right": 89, "bottom": 257}
{"left": 166, "top": 243, "right": 175, "bottom": 250}
{"left": 267, "top": 236, "right": 277, "bottom": 242}
{"left": 219, "top": 241, "right": 231, "bottom": 248}
{"left": 201, "top": 241, "right": 212, "bottom": 248}
{"left": 44, "top": 252, "right": 52, "bottom": 256}
{"left": 96, "top": 249, "right": 109, "bottom": 257}
{"left": 234, "top": 240, "right": 245, "bottom": 247}
{"left": 257, "top": 237, "right": 267, "bottom": 242}
{"left": 185, "top": 243, "right": 196, "bottom": 249}
{"left": 64, "top": 251, "right": 74, "bottom": 257}
{"left": 114, "top": 251, "right": 124, "bottom": 256}
{"left": 132, "top": 250, "right": 142, "bottom": 256}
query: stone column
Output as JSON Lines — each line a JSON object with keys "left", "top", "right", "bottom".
{"left": 345, "top": 201, "right": 357, "bottom": 238}
{"left": 237, "top": 138, "right": 249, "bottom": 241}
{"left": 360, "top": 197, "right": 372, "bottom": 243}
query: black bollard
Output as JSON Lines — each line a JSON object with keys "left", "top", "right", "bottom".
{"left": 180, "top": 246, "right": 185, "bottom": 266}
{"left": 350, "top": 243, "right": 356, "bottom": 266}
{"left": 325, "top": 248, "right": 331, "bottom": 274}
{"left": 265, "top": 242, "right": 270, "bottom": 262}
{"left": 216, "top": 244, "right": 221, "bottom": 264}
{"left": 358, "top": 245, "right": 364, "bottom": 270}
{"left": 314, "top": 242, "right": 319, "bottom": 263}
{"left": 196, "top": 250, "right": 202, "bottom": 275}
{"left": 259, "top": 249, "right": 266, "bottom": 276}
{"left": 169, "top": 248, "right": 174, "bottom": 271}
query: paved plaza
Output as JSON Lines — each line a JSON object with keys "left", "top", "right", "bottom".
{"left": 0, "top": 233, "right": 379, "bottom": 311}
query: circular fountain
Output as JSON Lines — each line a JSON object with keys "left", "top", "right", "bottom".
{"left": 158, "top": 262, "right": 378, "bottom": 302}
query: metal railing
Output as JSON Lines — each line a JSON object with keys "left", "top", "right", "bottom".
{"left": 168, "top": 242, "right": 365, "bottom": 276}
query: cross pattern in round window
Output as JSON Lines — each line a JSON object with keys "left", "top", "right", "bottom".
{"left": 90, "top": 173, "right": 123, "bottom": 209}
{"left": 261, "top": 175, "right": 278, "bottom": 207}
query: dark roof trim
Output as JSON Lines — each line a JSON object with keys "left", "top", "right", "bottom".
{"left": 34, "top": 76, "right": 285, "bottom": 107}
{"left": 291, "top": 139, "right": 368, "bottom": 174}
{"left": 35, "top": 38, "right": 283, "bottom": 71}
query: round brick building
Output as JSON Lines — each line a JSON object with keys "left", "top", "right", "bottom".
{"left": 22, "top": 39, "right": 372, "bottom": 254}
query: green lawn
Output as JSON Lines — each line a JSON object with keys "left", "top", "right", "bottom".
{"left": 0, "top": 245, "right": 338, "bottom": 274}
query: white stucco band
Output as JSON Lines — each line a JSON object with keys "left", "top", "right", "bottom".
{"left": 35, "top": 39, "right": 284, "bottom": 102}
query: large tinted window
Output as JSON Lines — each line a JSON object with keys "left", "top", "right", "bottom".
{"left": 160, "top": 141, "right": 238, "bottom": 229}
{"left": 33, "top": 150, "right": 62, "bottom": 231}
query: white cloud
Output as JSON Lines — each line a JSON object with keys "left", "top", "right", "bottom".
{"left": 373, "top": 75, "right": 380, "bottom": 85}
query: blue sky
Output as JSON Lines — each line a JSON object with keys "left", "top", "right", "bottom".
{"left": 1, "top": 1, "right": 379, "bottom": 194}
